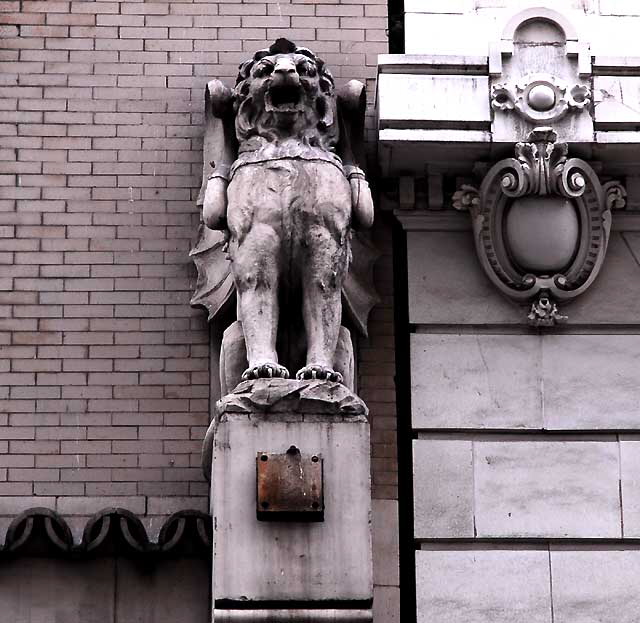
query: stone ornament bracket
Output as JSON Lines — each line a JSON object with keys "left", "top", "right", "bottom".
{"left": 491, "top": 73, "right": 590, "bottom": 124}
{"left": 454, "top": 127, "right": 624, "bottom": 326}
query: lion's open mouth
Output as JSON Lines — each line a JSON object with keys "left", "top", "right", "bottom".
{"left": 265, "top": 83, "right": 302, "bottom": 113}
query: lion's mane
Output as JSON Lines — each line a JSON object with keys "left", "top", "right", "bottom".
{"left": 232, "top": 38, "right": 340, "bottom": 152}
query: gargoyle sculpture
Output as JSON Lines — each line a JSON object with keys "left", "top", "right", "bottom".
{"left": 190, "top": 39, "right": 377, "bottom": 393}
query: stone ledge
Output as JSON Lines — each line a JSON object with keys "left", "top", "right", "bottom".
{"left": 216, "top": 379, "right": 368, "bottom": 417}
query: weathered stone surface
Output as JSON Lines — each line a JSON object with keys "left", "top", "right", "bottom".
{"left": 623, "top": 230, "right": 640, "bottom": 263}
{"left": 405, "top": 13, "right": 497, "bottom": 56}
{"left": 599, "top": 0, "right": 640, "bottom": 14}
{"left": 410, "top": 333, "right": 640, "bottom": 431}
{"left": 217, "top": 378, "right": 368, "bottom": 416}
{"left": 373, "top": 586, "right": 400, "bottom": 623}
{"left": 588, "top": 15, "right": 640, "bottom": 56}
{"left": 0, "top": 558, "right": 115, "bottom": 623}
{"left": 203, "top": 378, "right": 367, "bottom": 481}
{"left": 372, "top": 499, "right": 400, "bottom": 586}
{"left": 567, "top": 232, "right": 640, "bottom": 324}
{"left": 474, "top": 440, "right": 621, "bottom": 538}
{"left": 407, "top": 231, "right": 521, "bottom": 325}
{"left": 543, "top": 335, "right": 640, "bottom": 430}
{"left": 212, "top": 414, "right": 372, "bottom": 602}
{"left": 116, "top": 559, "right": 210, "bottom": 623}
{"left": 404, "top": 10, "right": 640, "bottom": 58}
{"left": 192, "top": 39, "right": 376, "bottom": 388}
{"left": 551, "top": 549, "right": 640, "bottom": 622}
{"left": 413, "top": 439, "right": 474, "bottom": 538}
{"left": 404, "top": 0, "right": 468, "bottom": 12}
{"left": 407, "top": 231, "right": 640, "bottom": 326}
{"left": 378, "top": 74, "right": 490, "bottom": 125}
{"left": 594, "top": 76, "right": 640, "bottom": 126}
{"left": 620, "top": 439, "right": 640, "bottom": 537}
{"left": 411, "top": 334, "right": 542, "bottom": 430}
{"left": 416, "top": 548, "right": 552, "bottom": 623}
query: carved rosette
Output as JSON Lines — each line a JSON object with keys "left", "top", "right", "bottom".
{"left": 461, "top": 127, "right": 619, "bottom": 325}
{"left": 491, "top": 74, "right": 590, "bottom": 123}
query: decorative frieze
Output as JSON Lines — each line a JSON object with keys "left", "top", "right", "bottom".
{"left": 0, "top": 508, "right": 211, "bottom": 557}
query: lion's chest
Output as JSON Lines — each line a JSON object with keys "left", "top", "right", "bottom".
{"left": 227, "top": 159, "right": 352, "bottom": 240}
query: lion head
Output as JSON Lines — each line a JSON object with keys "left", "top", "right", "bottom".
{"left": 233, "top": 38, "right": 339, "bottom": 150}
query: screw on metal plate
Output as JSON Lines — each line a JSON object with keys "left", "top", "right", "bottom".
{"left": 256, "top": 446, "right": 324, "bottom": 522}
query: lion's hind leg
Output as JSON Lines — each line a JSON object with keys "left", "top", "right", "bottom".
{"left": 230, "top": 223, "right": 290, "bottom": 381}
{"left": 296, "top": 223, "right": 348, "bottom": 384}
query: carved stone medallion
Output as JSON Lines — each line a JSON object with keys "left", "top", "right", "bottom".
{"left": 491, "top": 74, "right": 590, "bottom": 123}
{"left": 454, "top": 127, "right": 623, "bottom": 326}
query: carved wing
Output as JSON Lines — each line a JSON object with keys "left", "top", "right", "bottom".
{"left": 190, "top": 79, "right": 236, "bottom": 320}
{"left": 190, "top": 227, "right": 379, "bottom": 336}
{"left": 342, "top": 231, "right": 380, "bottom": 338}
{"left": 189, "top": 225, "right": 234, "bottom": 321}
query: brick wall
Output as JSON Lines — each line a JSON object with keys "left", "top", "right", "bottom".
{"left": 0, "top": 0, "right": 395, "bottom": 575}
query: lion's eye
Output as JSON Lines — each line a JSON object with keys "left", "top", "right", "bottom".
{"left": 297, "top": 62, "right": 316, "bottom": 77}
{"left": 253, "top": 62, "right": 274, "bottom": 78}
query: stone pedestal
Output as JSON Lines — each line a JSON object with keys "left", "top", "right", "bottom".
{"left": 203, "top": 379, "right": 372, "bottom": 623}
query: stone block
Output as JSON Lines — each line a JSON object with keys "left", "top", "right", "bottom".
{"left": 212, "top": 409, "right": 372, "bottom": 602}
{"left": 624, "top": 230, "right": 640, "bottom": 260}
{"left": 405, "top": 13, "right": 498, "bottom": 56}
{"left": 587, "top": 15, "right": 640, "bottom": 56}
{"left": 599, "top": 0, "right": 640, "bottom": 14}
{"left": 410, "top": 333, "right": 640, "bottom": 431}
{"left": 404, "top": 0, "right": 470, "bottom": 13}
{"left": 568, "top": 232, "right": 640, "bottom": 324}
{"left": 413, "top": 439, "right": 474, "bottom": 538}
{"left": 551, "top": 549, "right": 640, "bottom": 622}
{"left": 407, "top": 231, "right": 640, "bottom": 326}
{"left": 410, "top": 334, "right": 542, "bottom": 430}
{"left": 474, "top": 440, "right": 621, "bottom": 538}
{"left": 378, "top": 74, "right": 490, "bottom": 125}
{"left": 373, "top": 586, "right": 400, "bottom": 623}
{"left": 372, "top": 499, "right": 399, "bottom": 586}
{"left": 543, "top": 335, "right": 640, "bottom": 430}
{"left": 416, "top": 548, "right": 552, "bottom": 623}
{"left": 116, "top": 558, "right": 210, "bottom": 623}
{"left": 620, "top": 439, "right": 640, "bottom": 537}
{"left": 594, "top": 76, "right": 640, "bottom": 126}
{"left": 0, "top": 558, "right": 115, "bottom": 623}
{"left": 407, "top": 231, "right": 521, "bottom": 325}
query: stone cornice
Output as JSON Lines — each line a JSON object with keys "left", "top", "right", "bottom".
{"left": 394, "top": 211, "right": 640, "bottom": 232}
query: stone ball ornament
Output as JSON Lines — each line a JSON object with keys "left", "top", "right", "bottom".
{"left": 491, "top": 74, "right": 591, "bottom": 123}
{"left": 454, "top": 127, "right": 622, "bottom": 327}
{"left": 527, "top": 84, "right": 556, "bottom": 112}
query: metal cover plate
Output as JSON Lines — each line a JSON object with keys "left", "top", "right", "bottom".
{"left": 256, "top": 446, "right": 324, "bottom": 521}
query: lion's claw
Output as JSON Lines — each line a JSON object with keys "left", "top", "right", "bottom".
{"left": 242, "top": 362, "right": 289, "bottom": 381}
{"left": 296, "top": 365, "right": 343, "bottom": 384}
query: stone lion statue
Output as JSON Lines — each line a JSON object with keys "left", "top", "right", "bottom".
{"left": 190, "top": 39, "right": 377, "bottom": 393}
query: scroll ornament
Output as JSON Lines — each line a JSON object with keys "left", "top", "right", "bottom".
{"left": 454, "top": 127, "right": 622, "bottom": 326}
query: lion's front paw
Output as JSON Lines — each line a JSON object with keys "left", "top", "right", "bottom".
{"left": 242, "top": 362, "right": 290, "bottom": 380}
{"left": 296, "top": 365, "right": 343, "bottom": 384}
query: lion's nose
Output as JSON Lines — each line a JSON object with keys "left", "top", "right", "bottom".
{"left": 273, "top": 58, "right": 298, "bottom": 82}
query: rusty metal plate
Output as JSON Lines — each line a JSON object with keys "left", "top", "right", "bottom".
{"left": 256, "top": 445, "right": 324, "bottom": 521}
